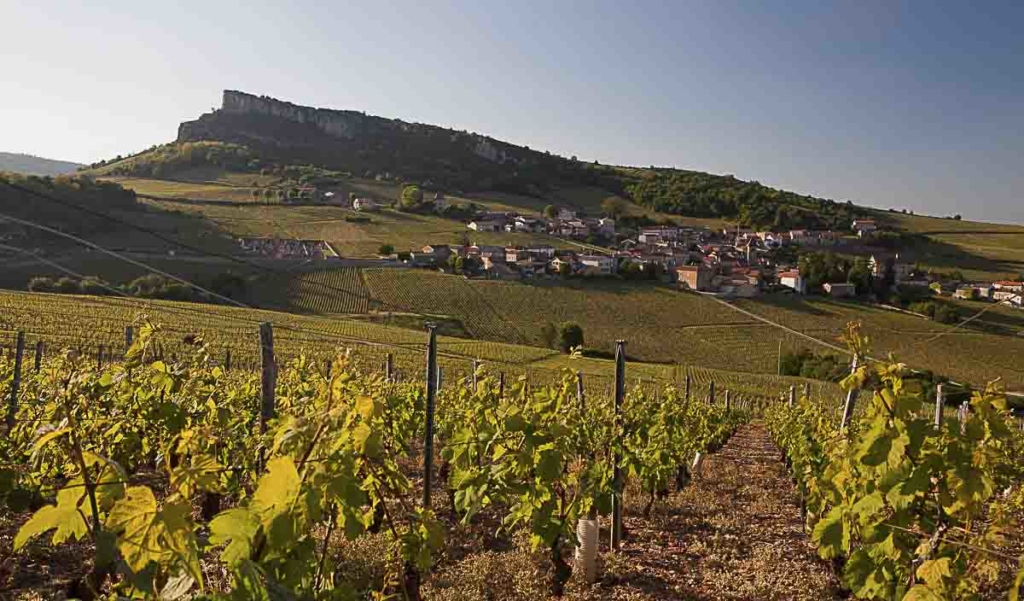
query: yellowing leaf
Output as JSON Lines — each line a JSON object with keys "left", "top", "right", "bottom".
{"left": 916, "top": 557, "right": 952, "bottom": 586}
{"left": 209, "top": 508, "right": 257, "bottom": 566}
{"left": 352, "top": 423, "right": 382, "bottom": 458}
{"left": 107, "top": 487, "right": 201, "bottom": 587}
{"left": 14, "top": 503, "right": 88, "bottom": 550}
{"left": 355, "top": 396, "right": 380, "bottom": 421}
{"left": 903, "top": 584, "right": 944, "bottom": 601}
{"left": 31, "top": 427, "right": 70, "bottom": 454}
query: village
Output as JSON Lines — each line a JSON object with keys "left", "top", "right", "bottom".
{"left": 236, "top": 196, "right": 1023, "bottom": 309}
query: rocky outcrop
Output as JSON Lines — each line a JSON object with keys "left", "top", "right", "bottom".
{"left": 219, "top": 90, "right": 361, "bottom": 139}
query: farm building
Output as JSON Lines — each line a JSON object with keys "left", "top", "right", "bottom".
{"left": 676, "top": 264, "right": 713, "bottom": 291}
{"left": 778, "top": 270, "right": 806, "bottom": 294}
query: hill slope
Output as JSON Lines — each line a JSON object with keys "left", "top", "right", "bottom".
{"left": 84, "top": 90, "right": 862, "bottom": 230}
{"left": 0, "top": 152, "right": 82, "bottom": 176}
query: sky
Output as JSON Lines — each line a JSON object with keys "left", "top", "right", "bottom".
{"left": 3, "top": 1, "right": 1023, "bottom": 223}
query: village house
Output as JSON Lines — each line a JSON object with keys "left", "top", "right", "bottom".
{"left": 483, "top": 258, "right": 519, "bottom": 280}
{"left": 778, "top": 269, "right": 806, "bottom": 294}
{"left": 994, "top": 289, "right": 1023, "bottom": 307}
{"left": 954, "top": 285, "right": 978, "bottom": 300}
{"left": 869, "top": 254, "right": 914, "bottom": 283}
{"left": 851, "top": 219, "right": 877, "bottom": 237}
{"left": 529, "top": 245, "right": 556, "bottom": 259}
{"left": 676, "top": 264, "right": 713, "bottom": 291}
{"left": 640, "top": 226, "right": 680, "bottom": 241}
{"left": 557, "top": 207, "right": 578, "bottom": 220}
{"left": 509, "top": 216, "right": 545, "bottom": 233}
{"left": 579, "top": 254, "right": 615, "bottom": 276}
{"left": 824, "top": 282, "right": 856, "bottom": 298}
{"left": 468, "top": 219, "right": 504, "bottom": 233}
{"left": 468, "top": 245, "right": 505, "bottom": 263}
{"left": 597, "top": 217, "right": 616, "bottom": 237}
{"left": 352, "top": 198, "right": 382, "bottom": 212}
{"left": 549, "top": 256, "right": 574, "bottom": 273}
{"left": 994, "top": 281, "right": 1024, "bottom": 293}
{"left": 555, "top": 219, "right": 591, "bottom": 238}
{"left": 433, "top": 192, "right": 448, "bottom": 212}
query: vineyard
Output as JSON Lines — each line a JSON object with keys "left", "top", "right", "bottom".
{"left": 1, "top": 322, "right": 749, "bottom": 599}
{"left": 764, "top": 326, "right": 1024, "bottom": 600}
{"left": 281, "top": 267, "right": 371, "bottom": 315}
{"left": 0, "top": 290, "right": 828, "bottom": 401}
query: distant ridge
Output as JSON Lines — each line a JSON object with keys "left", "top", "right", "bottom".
{"left": 0, "top": 152, "right": 83, "bottom": 176}
{"left": 88, "top": 90, "right": 864, "bottom": 230}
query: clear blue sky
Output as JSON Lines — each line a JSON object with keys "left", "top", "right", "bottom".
{"left": 4, "top": 1, "right": 1022, "bottom": 223}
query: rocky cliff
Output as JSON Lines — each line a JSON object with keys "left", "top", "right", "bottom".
{"left": 172, "top": 90, "right": 562, "bottom": 192}
{"left": 178, "top": 90, "right": 522, "bottom": 163}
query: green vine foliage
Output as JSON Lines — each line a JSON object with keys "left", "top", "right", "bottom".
{"left": 766, "top": 329, "right": 1022, "bottom": 601}
{"left": 2, "top": 324, "right": 746, "bottom": 599}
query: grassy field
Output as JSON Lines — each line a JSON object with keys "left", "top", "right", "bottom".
{"left": 0, "top": 289, "right": 823, "bottom": 400}
{"left": 872, "top": 210, "right": 1024, "bottom": 281}
{"left": 142, "top": 198, "right": 572, "bottom": 258}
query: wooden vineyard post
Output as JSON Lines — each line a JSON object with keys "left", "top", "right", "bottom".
{"left": 934, "top": 384, "right": 944, "bottom": 429}
{"left": 684, "top": 374, "right": 691, "bottom": 403}
{"left": 97, "top": 344, "right": 104, "bottom": 370}
{"left": 5, "top": 331, "right": 25, "bottom": 429}
{"left": 840, "top": 356, "right": 860, "bottom": 433}
{"left": 472, "top": 359, "right": 479, "bottom": 391}
{"left": 789, "top": 385, "right": 796, "bottom": 408}
{"left": 708, "top": 381, "right": 715, "bottom": 406}
{"left": 803, "top": 382, "right": 811, "bottom": 400}
{"left": 125, "top": 326, "right": 134, "bottom": 355}
{"left": 611, "top": 340, "right": 626, "bottom": 551}
{"left": 725, "top": 390, "right": 731, "bottom": 412}
{"left": 423, "top": 325, "right": 438, "bottom": 509}
{"left": 225, "top": 349, "right": 231, "bottom": 371}
{"left": 34, "top": 340, "right": 43, "bottom": 372}
{"left": 576, "top": 370, "right": 585, "bottom": 413}
{"left": 499, "top": 372, "right": 505, "bottom": 396}
{"left": 386, "top": 352, "right": 394, "bottom": 383}
{"left": 258, "top": 323, "right": 276, "bottom": 436}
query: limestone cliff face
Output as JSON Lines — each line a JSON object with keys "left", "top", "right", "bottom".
{"left": 218, "top": 90, "right": 361, "bottom": 139}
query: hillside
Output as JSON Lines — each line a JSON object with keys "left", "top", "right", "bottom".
{"left": 0, "top": 151, "right": 82, "bottom": 176}
{"left": 83, "top": 90, "right": 862, "bottom": 231}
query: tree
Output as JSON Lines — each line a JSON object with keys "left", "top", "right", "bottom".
{"left": 400, "top": 185, "right": 424, "bottom": 210}
{"left": 558, "top": 322, "right": 584, "bottom": 354}
{"left": 601, "top": 197, "right": 628, "bottom": 219}
{"left": 934, "top": 303, "right": 959, "bottom": 324}
{"left": 540, "top": 322, "right": 557, "bottom": 349}
{"left": 544, "top": 205, "right": 558, "bottom": 219}
{"left": 846, "top": 258, "right": 873, "bottom": 295}
{"left": 378, "top": 244, "right": 395, "bottom": 256}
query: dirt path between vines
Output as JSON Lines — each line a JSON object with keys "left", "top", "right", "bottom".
{"left": 568, "top": 422, "right": 840, "bottom": 600}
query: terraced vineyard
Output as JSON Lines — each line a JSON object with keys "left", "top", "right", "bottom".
{"left": 282, "top": 267, "right": 371, "bottom": 314}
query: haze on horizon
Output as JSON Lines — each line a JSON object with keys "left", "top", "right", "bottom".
{"left": 3, "top": 0, "right": 1022, "bottom": 224}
